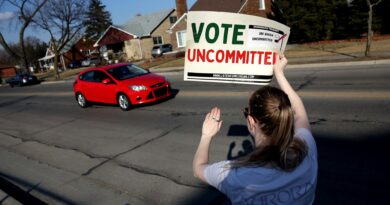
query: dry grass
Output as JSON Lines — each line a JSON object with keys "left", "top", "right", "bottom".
{"left": 285, "top": 38, "right": 390, "bottom": 58}
{"left": 35, "top": 67, "right": 91, "bottom": 81}
{"left": 36, "top": 38, "right": 390, "bottom": 80}
{"left": 150, "top": 57, "right": 185, "bottom": 68}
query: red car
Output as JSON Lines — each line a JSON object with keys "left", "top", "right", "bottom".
{"left": 73, "top": 63, "right": 172, "bottom": 110}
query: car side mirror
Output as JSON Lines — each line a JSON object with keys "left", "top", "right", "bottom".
{"left": 102, "top": 78, "right": 112, "bottom": 84}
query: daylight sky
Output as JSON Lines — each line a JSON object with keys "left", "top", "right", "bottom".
{"left": 0, "top": 0, "right": 197, "bottom": 43}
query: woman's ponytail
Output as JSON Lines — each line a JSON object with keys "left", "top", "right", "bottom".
{"left": 232, "top": 86, "right": 308, "bottom": 171}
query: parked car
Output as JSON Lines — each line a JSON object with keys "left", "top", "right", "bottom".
{"left": 73, "top": 63, "right": 172, "bottom": 111}
{"left": 6, "top": 73, "right": 38, "bottom": 87}
{"left": 68, "top": 60, "right": 81, "bottom": 69}
{"left": 151, "top": 44, "right": 172, "bottom": 57}
{"left": 81, "top": 58, "right": 100, "bottom": 67}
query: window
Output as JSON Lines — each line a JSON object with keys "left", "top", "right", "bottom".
{"left": 80, "top": 71, "right": 94, "bottom": 82}
{"left": 93, "top": 70, "right": 110, "bottom": 82}
{"left": 259, "top": 0, "right": 265, "bottom": 10}
{"left": 153, "top": 36, "right": 163, "bottom": 45}
{"left": 107, "top": 64, "right": 148, "bottom": 81}
{"left": 80, "top": 70, "right": 110, "bottom": 83}
{"left": 81, "top": 50, "right": 89, "bottom": 55}
{"left": 176, "top": 30, "right": 186, "bottom": 48}
{"left": 169, "top": 16, "right": 177, "bottom": 24}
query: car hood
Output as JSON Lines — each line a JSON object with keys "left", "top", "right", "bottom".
{"left": 120, "top": 73, "right": 166, "bottom": 87}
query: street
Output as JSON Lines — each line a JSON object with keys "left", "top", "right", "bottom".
{"left": 0, "top": 62, "right": 389, "bottom": 205}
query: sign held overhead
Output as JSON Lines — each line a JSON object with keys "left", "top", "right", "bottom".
{"left": 184, "top": 11, "right": 290, "bottom": 85}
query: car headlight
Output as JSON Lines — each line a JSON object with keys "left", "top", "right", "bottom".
{"left": 130, "top": 85, "right": 147, "bottom": 91}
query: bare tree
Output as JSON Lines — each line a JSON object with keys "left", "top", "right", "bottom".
{"left": 365, "top": 0, "right": 382, "bottom": 57}
{"left": 34, "top": 0, "right": 87, "bottom": 79}
{"left": 0, "top": 0, "right": 48, "bottom": 72}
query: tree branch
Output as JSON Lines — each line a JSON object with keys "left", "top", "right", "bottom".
{"left": 0, "top": 32, "right": 20, "bottom": 60}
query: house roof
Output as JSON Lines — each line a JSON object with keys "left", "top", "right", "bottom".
{"left": 60, "top": 34, "right": 84, "bottom": 54}
{"left": 118, "top": 9, "right": 175, "bottom": 37}
{"left": 168, "top": 13, "right": 187, "bottom": 31}
{"left": 93, "top": 25, "right": 136, "bottom": 47}
{"left": 39, "top": 33, "right": 84, "bottom": 61}
{"left": 168, "top": 0, "right": 248, "bottom": 31}
{"left": 190, "top": 0, "right": 247, "bottom": 13}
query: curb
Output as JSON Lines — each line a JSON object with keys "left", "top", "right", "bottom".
{"left": 150, "top": 66, "right": 183, "bottom": 73}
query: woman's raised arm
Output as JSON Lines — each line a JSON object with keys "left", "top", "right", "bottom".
{"left": 273, "top": 54, "right": 311, "bottom": 130}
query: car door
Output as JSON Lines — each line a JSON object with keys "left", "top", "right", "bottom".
{"left": 78, "top": 71, "right": 96, "bottom": 101}
{"left": 92, "top": 70, "right": 117, "bottom": 104}
{"left": 11, "top": 75, "right": 21, "bottom": 85}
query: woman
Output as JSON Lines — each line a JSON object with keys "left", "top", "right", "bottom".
{"left": 193, "top": 55, "right": 318, "bottom": 205}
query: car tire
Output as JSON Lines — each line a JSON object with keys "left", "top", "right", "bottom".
{"left": 117, "top": 93, "right": 131, "bottom": 111}
{"left": 76, "top": 93, "right": 89, "bottom": 108}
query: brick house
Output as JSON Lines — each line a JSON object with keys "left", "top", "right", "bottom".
{"left": 0, "top": 65, "right": 17, "bottom": 83}
{"left": 94, "top": 9, "right": 179, "bottom": 60}
{"left": 168, "top": 0, "right": 273, "bottom": 51}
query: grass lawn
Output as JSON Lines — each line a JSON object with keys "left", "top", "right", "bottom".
{"left": 285, "top": 38, "right": 390, "bottom": 58}
{"left": 35, "top": 67, "right": 91, "bottom": 81}
{"left": 151, "top": 38, "right": 390, "bottom": 69}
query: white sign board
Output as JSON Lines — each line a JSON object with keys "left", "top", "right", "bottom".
{"left": 184, "top": 11, "right": 290, "bottom": 85}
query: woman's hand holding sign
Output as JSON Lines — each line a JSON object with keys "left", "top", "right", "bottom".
{"left": 273, "top": 52, "right": 288, "bottom": 74}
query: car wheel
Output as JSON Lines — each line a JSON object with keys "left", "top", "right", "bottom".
{"left": 117, "top": 93, "right": 131, "bottom": 111}
{"left": 9, "top": 83, "right": 14, "bottom": 88}
{"left": 76, "top": 93, "right": 88, "bottom": 108}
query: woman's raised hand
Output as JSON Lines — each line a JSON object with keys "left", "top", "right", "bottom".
{"left": 273, "top": 52, "right": 288, "bottom": 74}
{"left": 202, "top": 107, "right": 223, "bottom": 140}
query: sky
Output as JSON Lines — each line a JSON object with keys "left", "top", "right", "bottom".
{"left": 0, "top": 0, "right": 197, "bottom": 44}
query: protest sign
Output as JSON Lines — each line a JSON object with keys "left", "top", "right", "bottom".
{"left": 184, "top": 11, "right": 290, "bottom": 85}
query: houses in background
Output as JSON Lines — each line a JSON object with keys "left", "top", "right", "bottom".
{"left": 94, "top": 0, "right": 273, "bottom": 62}
{"left": 94, "top": 9, "right": 178, "bottom": 61}
{"left": 36, "top": 0, "right": 274, "bottom": 70}
{"left": 38, "top": 36, "right": 96, "bottom": 71}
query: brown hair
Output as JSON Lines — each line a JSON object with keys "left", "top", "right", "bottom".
{"left": 232, "top": 86, "right": 308, "bottom": 171}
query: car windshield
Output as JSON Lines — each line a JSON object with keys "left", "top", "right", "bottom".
{"left": 107, "top": 64, "right": 149, "bottom": 80}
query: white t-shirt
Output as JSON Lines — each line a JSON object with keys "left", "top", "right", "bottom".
{"left": 204, "top": 128, "right": 318, "bottom": 205}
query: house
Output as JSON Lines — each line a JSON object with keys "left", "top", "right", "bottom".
{"left": 94, "top": 9, "right": 179, "bottom": 61}
{"left": 0, "top": 65, "right": 17, "bottom": 83}
{"left": 38, "top": 36, "right": 96, "bottom": 71}
{"left": 168, "top": 0, "right": 274, "bottom": 51}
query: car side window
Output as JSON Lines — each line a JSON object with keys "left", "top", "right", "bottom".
{"left": 80, "top": 71, "right": 94, "bottom": 82}
{"left": 93, "top": 70, "right": 110, "bottom": 83}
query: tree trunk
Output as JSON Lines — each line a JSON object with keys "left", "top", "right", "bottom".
{"left": 365, "top": 5, "right": 373, "bottom": 57}
{"left": 19, "top": 25, "right": 30, "bottom": 73}
{"left": 52, "top": 41, "right": 60, "bottom": 80}
{"left": 365, "top": 0, "right": 382, "bottom": 57}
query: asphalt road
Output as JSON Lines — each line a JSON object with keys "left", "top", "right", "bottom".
{"left": 0, "top": 62, "right": 389, "bottom": 205}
